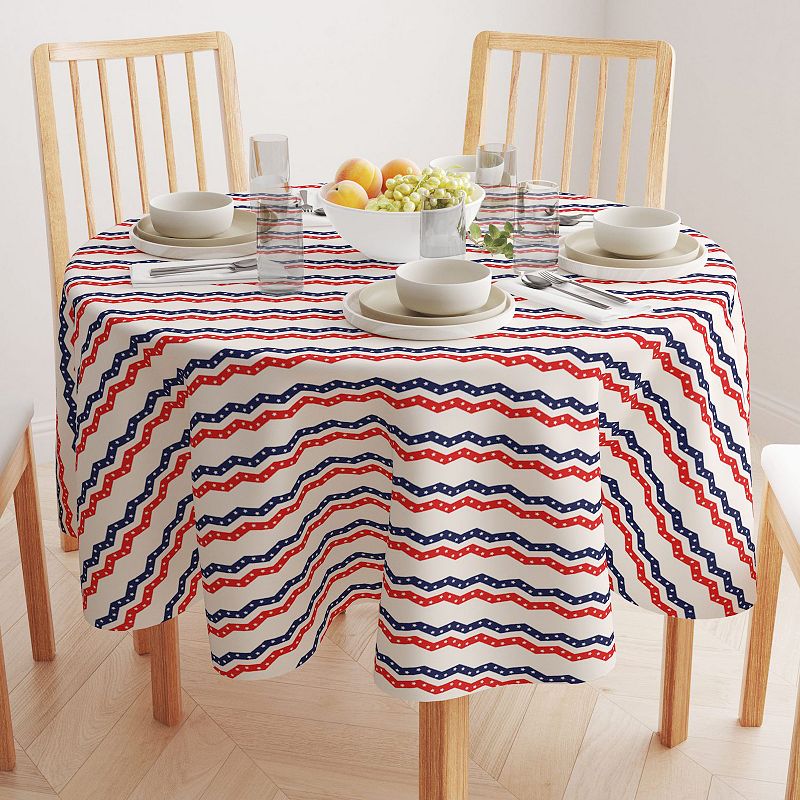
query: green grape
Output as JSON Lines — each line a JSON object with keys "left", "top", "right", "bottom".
{"left": 364, "top": 167, "right": 479, "bottom": 212}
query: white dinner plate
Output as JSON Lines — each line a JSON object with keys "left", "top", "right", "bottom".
{"left": 134, "top": 210, "right": 256, "bottom": 247}
{"left": 344, "top": 286, "right": 515, "bottom": 340}
{"left": 359, "top": 281, "right": 508, "bottom": 326}
{"left": 130, "top": 226, "right": 256, "bottom": 260}
{"left": 558, "top": 245, "right": 708, "bottom": 281}
{"left": 563, "top": 229, "right": 702, "bottom": 268}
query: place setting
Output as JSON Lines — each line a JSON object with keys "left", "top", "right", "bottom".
{"left": 130, "top": 134, "right": 329, "bottom": 288}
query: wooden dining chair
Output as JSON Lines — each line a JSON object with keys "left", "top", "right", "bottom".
{"left": 0, "top": 399, "right": 56, "bottom": 770}
{"left": 462, "top": 31, "right": 691, "bottom": 751}
{"left": 32, "top": 31, "right": 247, "bottom": 727}
{"left": 740, "top": 446, "right": 800, "bottom": 799}
{"left": 464, "top": 32, "right": 675, "bottom": 208}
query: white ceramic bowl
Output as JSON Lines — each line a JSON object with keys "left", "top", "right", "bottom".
{"left": 593, "top": 206, "right": 681, "bottom": 258}
{"left": 319, "top": 184, "right": 485, "bottom": 263}
{"left": 429, "top": 154, "right": 477, "bottom": 182}
{"left": 149, "top": 191, "right": 234, "bottom": 239}
{"left": 395, "top": 259, "right": 491, "bottom": 316}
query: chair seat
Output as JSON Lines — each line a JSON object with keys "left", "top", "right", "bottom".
{"left": 762, "top": 444, "right": 800, "bottom": 541}
{"left": 0, "top": 399, "right": 33, "bottom": 475}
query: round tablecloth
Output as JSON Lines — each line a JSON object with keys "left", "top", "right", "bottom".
{"left": 56, "top": 192, "right": 754, "bottom": 700}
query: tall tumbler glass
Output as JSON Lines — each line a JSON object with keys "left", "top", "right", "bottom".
{"left": 514, "top": 180, "right": 560, "bottom": 276}
{"left": 420, "top": 199, "right": 466, "bottom": 259}
{"left": 250, "top": 134, "right": 290, "bottom": 192}
{"left": 256, "top": 190, "right": 303, "bottom": 295}
{"left": 476, "top": 143, "right": 517, "bottom": 187}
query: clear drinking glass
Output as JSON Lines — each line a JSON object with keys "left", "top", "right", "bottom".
{"left": 476, "top": 143, "right": 517, "bottom": 187}
{"left": 420, "top": 199, "right": 466, "bottom": 259}
{"left": 250, "top": 134, "right": 290, "bottom": 192}
{"left": 256, "top": 191, "right": 304, "bottom": 294}
{"left": 514, "top": 180, "right": 560, "bottom": 275}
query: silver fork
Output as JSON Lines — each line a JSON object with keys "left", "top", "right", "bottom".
{"left": 150, "top": 257, "right": 257, "bottom": 278}
{"left": 521, "top": 272, "right": 611, "bottom": 309}
{"left": 540, "top": 269, "right": 630, "bottom": 305}
{"left": 299, "top": 189, "right": 314, "bottom": 213}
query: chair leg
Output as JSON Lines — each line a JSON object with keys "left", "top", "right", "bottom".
{"left": 149, "top": 618, "right": 182, "bottom": 726}
{"left": 660, "top": 616, "right": 694, "bottom": 747}
{"left": 60, "top": 532, "right": 79, "bottom": 552}
{"left": 0, "top": 631, "right": 15, "bottom": 771}
{"left": 419, "top": 696, "right": 469, "bottom": 800}
{"left": 13, "top": 427, "right": 55, "bottom": 662}
{"left": 786, "top": 684, "right": 800, "bottom": 800}
{"left": 133, "top": 629, "right": 152, "bottom": 655}
{"left": 740, "top": 492, "right": 783, "bottom": 727}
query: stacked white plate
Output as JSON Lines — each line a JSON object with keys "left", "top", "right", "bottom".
{"left": 559, "top": 228, "right": 707, "bottom": 280}
{"left": 344, "top": 280, "right": 515, "bottom": 341}
{"left": 130, "top": 210, "right": 257, "bottom": 260}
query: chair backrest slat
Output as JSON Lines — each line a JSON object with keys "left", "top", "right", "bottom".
{"left": 32, "top": 31, "right": 246, "bottom": 313}
{"left": 185, "top": 51, "right": 207, "bottom": 191}
{"left": 504, "top": 50, "right": 521, "bottom": 146}
{"left": 67, "top": 60, "right": 95, "bottom": 237}
{"left": 588, "top": 56, "right": 608, "bottom": 197}
{"left": 154, "top": 54, "right": 178, "bottom": 193}
{"left": 531, "top": 52, "right": 550, "bottom": 180}
{"left": 97, "top": 59, "right": 122, "bottom": 223}
{"left": 560, "top": 55, "right": 581, "bottom": 192}
{"left": 615, "top": 58, "right": 638, "bottom": 203}
{"left": 125, "top": 57, "right": 149, "bottom": 212}
{"left": 463, "top": 32, "right": 674, "bottom": 207}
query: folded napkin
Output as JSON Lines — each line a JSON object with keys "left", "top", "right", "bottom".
{"left": 130, "top": 258, "right": 257, "bottom": 288}
{"left": 302, "top": 211, "right": 333, "bottom": 229}
{"left": 496, "top": 277, "right": 653, "bottom": 323}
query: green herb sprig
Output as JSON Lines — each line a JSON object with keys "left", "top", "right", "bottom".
{"left": 469, "top": 221, "right": 514, "bottom": 259}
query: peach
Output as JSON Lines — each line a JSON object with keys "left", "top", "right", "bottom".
{"left": 381, "top": 158, "right": 421, "bottom": 190}
{"left": 323, "top": 180, "right": 369, "bottom": 209}
{"left": 334, "top": 158, "right": 383, "bottom": 198}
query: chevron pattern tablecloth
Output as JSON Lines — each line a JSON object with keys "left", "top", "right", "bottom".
{"left": 56, "top": 194, "right": 754, "bottom": 700}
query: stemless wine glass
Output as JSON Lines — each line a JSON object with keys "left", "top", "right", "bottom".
{"left": 514, "top": 180, "right": 560, "bottom": 276}
{"left": 250, "top": 134, "right": 290, "bottom": 192}
{"left": 420, "top": 198, "right": 466, "bottom": 259}
{"left": 256, "top": 190, "right": 304, "bottom": 295}
{"left": 476, "top": 143, "right": 517, "bottom": 187}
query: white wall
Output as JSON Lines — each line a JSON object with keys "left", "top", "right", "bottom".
{"left": 0, "top": 0, "right": 605, "bottom": 459}
{"left": 604, "top": 0, "right": 800, "bottom": 442}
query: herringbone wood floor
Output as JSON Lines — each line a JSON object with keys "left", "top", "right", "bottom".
{"left": 0, "top": 436, "right": 795, "bottom": 800}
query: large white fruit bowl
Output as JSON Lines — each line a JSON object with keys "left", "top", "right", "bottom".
{"left": 318, "top": 183, "right": 485, "bottom": 263}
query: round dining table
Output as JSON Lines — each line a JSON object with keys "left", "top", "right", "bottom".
{"left": 55, "top": 191, "right": 755, "bottom": 799}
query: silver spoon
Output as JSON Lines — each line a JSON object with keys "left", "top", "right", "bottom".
{"left": 520, "top": 272, "right": 610, "bottom": 309}
{"left": 150, "top": 256, "right": 257, "bottom": 278}
{"left": 558, "top": 213, "right": 591, "bottom": 226}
